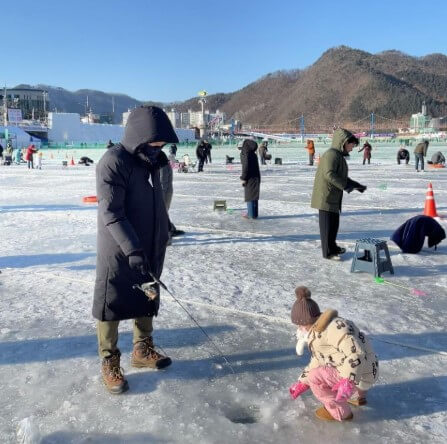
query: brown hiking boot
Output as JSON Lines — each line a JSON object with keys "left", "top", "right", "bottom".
{"left": 131, "top": 337, "right": 172, "bottom": 369}
{"left": 101, "top": 352, "right": 129, "bottom": 395}
{"left": 348, "top": 397, "right": 367, "bottom": 406}
{"left": 315, "top": 406, "right": 353, "bottom": 422}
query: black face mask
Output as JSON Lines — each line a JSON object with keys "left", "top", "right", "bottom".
{"left": 135, "top": 145, "right": 163, "bottom": 169}
{"left": 145, "top": 146, "right": 162, "bottom": 162}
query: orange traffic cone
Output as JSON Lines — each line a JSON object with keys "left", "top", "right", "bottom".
{"left": 423, "top": 182, "right": 438, "bottom": 218}
{"left": 70, "top": 156, "right": 75, "bottom": 166}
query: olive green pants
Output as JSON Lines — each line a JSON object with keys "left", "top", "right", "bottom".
{"left": 97, "top": 317, "right": 153, "bottom": 359}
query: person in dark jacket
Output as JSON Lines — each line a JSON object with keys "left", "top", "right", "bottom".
{"left": 358, "top": 141, "right": 372, "bottom": 165}
{"left": 196, "top": 140, "right": 207, "bottom": 172}
{"left": 258, "top": 140, "right": 272, "bottom": 165}
{"left": 391, "top": 215, "right": 445, "bottom": 253}
{"left": 240, "top": 139, "right": 261, "bottom": 218}
{"left": 159, "top": 150, "right": 185, "bottom": 242}
{"left": 78, "top": 156, "right": 94, "bottom": 165}
{"left": 311, "top": 129, "right": 367, "bottom": 260}
{"left": 93, "top": 106, "right": 178, "bottom": 394}
{"left": 397, "top": 147, "right": 410, "bottom": 164}
{"left": 414, "top": 140, "right": 429, "bottom": 172}
{"left": 169, "top": 144, "right": 178, "bottom": 157}
{"left": 204, "top": 139, "right": 212, "bottom": 163}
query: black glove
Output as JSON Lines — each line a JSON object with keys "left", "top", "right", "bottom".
{"left": 128, "top": 252, "right": 149, "bottom": 275}
{"left": 356, "top": 184, "right": 367, "bottom": 193}
{"left": 344, "top": 186, "right": 354, "bottom": 194}
{"left": 345, "top": 178, "right": 366, "bottom": 194}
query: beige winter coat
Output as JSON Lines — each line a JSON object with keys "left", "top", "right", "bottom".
{"left": 299, "top": 309, "right": 379, "bottom": 391}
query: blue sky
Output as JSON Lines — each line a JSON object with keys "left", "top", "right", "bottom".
{"left": 4, "top": 0, "right": 447, "bottom": 102}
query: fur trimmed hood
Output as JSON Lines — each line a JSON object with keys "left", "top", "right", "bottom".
{"left": 312, "top": 309, "right": 338, "bottom": 333}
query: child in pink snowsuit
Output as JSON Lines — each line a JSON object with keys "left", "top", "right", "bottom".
{"left": 289, "top": 287, "right": 379, "bottom": 421}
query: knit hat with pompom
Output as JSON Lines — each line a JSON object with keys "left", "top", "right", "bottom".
{"left": 291, "top": 286, "right": 321, "bottom": 326}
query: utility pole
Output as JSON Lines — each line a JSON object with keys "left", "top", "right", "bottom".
{"left": 198, "top": 90, "right": 207, "bottom": 138}
{"left": 370, "top": 112, "right": 375, "bottom": 139}
{"left": 42, "top": 91, "right": 47, "bottom": 123}
{"left": 300, "top": 114, "right": 305, "bottom": 142}
{"left": 3, "top": 85, "right": 8, "bottom": 126}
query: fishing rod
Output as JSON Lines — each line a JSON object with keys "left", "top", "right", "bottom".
{"left": 133, "top": 272, "right": 235, "bottom": 374}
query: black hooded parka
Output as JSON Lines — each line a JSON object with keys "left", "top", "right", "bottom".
{"left": 240, "top": 139, "right": 261, "bottom": 202}
{"left": 92, "top": 106, "right": 178, "bottom": 321}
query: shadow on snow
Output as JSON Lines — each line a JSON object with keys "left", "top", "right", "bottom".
{"left": 0, "top": 253, "right": 96, "bottom": 268}
{"left": 0, "top": 204, "right": 97, "bottom": 213}
{"left": 1, "top": 327, "right": 446, "bottom": 365}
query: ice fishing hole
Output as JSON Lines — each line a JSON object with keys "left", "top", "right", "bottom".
{"left": 224, "top": 404, "right": 260, "bottom": 424}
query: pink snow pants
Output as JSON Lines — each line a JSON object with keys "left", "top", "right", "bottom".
{"left": 308, "top": 366, "right": 352, "bottom": 421}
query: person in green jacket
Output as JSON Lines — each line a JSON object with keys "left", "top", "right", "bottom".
{"left": 414, "top": 140, "right": 429, "bottom": 172}
{"left": 311, "top": 129, "right": 367, "bottom": 260}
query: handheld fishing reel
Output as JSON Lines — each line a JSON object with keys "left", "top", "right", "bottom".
{"left": 132, "top": 281, "right": 159, "bottom": 300}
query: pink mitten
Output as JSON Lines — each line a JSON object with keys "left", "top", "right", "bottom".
{"left": 332, "top": 378, "right": 355, "bottom": 402}
{"left": 289, "top": 381, "right": 310, "bottom": 399}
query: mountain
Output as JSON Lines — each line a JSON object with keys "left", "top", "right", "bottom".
{"left": 193, "top": 46, "right": 447, "bottom": 130}
{"left": 15, "top": 47, "right": 447, "bottom": 129}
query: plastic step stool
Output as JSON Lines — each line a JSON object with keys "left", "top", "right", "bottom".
{"left": 213, "top": 200, "right": 227, "bottom": 211}
{"left": 351, "top": 238, "right": 394, "bottom": 277}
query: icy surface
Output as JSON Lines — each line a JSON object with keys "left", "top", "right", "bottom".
{"left": 1, "top": 142, "right": 447, "bottom": 443}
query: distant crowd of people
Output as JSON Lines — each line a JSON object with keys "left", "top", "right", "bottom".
{"left": 0, "top": 142, "right": 42, "bottom": 169}
{"left": 396, "top": 140, "right": 445, "bottom": 170}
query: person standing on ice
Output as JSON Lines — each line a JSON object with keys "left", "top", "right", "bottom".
{"left": 311, "top": 128, "right": 367, "bottom": 260}
{"left": 25, "top": 144, "right": 37, "bottom": 169}
{"left": 196, "top": 140, "right": 207, "bottom": 172}
{"left": 93, "top": 106, "right": 178, "bottom": 394}
{"left": 204, "top": 139, "right": 212, "bottom": 163}
{"left": 169, "top": 143, "right": 178, "bottom": 161}
{"left": 240, "top": 138, "right": 261, "bottom": 219}
{"left": 305, "top": 139, "right": 315, "bottom": 165}
{"left": 159, "top": 149, "right": 185, "bottom": 242}
{"left": 35, "top": 151, "right": 43, "bottom": 170}
{"left": 414, "top": 139, "right": 429, "bottom": 172}
{"left": 258, "top": 140, "right": 269, "bottom": 165}
{"left": 289, "top": 286, "right": 379, "bottom": 422}
{"left": 15, "top": 145, "right": 23, "bottom": 164}
{"left": 358, "top": 141, "right": 372, "bottom": 165}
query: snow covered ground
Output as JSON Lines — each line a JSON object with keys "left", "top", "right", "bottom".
{"left": 1, "top": 143, "right": 447, "bottom": 443}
